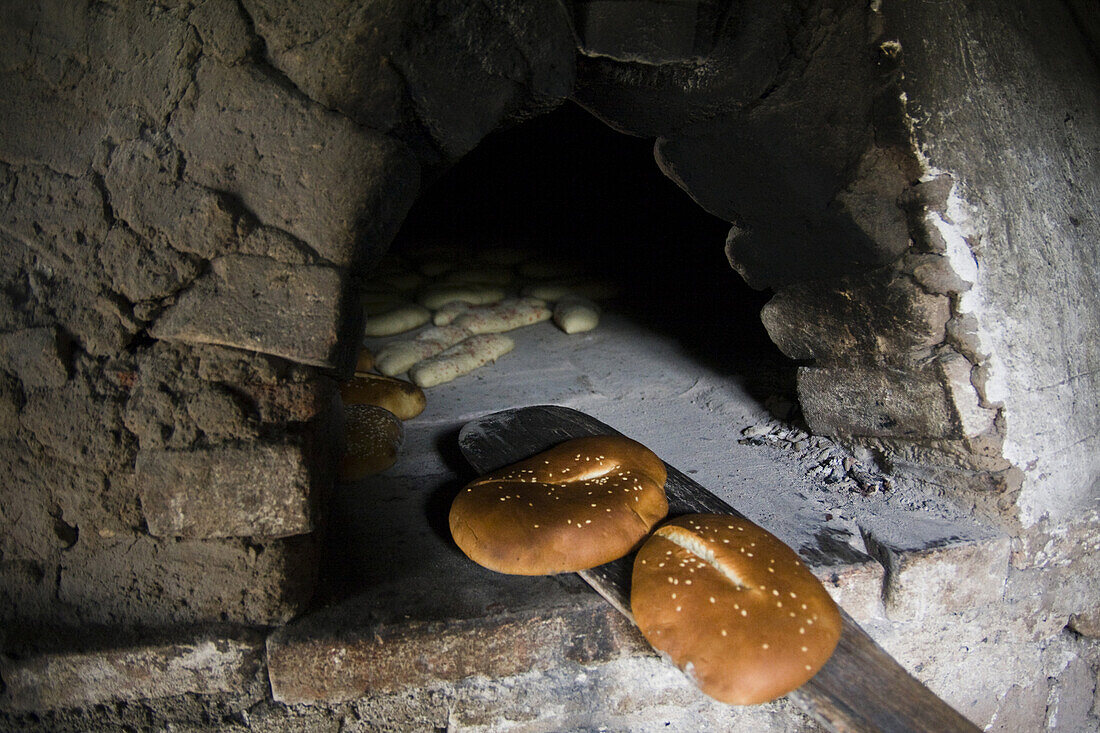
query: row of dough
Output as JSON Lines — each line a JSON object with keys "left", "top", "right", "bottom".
{"left": 367, "top": 296, "right": 600, "bottom": 388}
{"left": 363, "top": 293, "right": 601, "bottom": 338}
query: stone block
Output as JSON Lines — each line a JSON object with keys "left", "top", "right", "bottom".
{"left": 57, "top": 532, "right": 318, "bottom": 627}
{"left": 0, "top": 164, "right": 110, "bottom": 256}
{"left": 18, "top": 362, "right": 135, "bottom": 473}
{"left": 651, "top": 3, "right": 909, "bottom": 287}
{"left": 0, "top": 374, "right": 21, "bottom": 437}
{"left": 239, "top": 0, "right": 412, "bottom": 133}
{"left": 96, "top": 225, "right": 203, "bottom": 304}
{"left": 444, "top": 655, "right": 809, "bottom": 732}
{"left": 385, "top": 1, "right": 575, "bottom": 160}
{"left": 798, "top": 362, "right": 962, "bottom": 440}
{"left": 395, "top": 27, "right": 524, "bottom": 160}
{"left": 798, "top": 526, "right": 886, "bottom": 623}
{"left": 104, "top": 138, "right": 240, "bottom": 262}
{"left": 905, "top": 252, "right": 972, "bottom": 295}
{"left": 151, "top": 254, "right": 348, "bottom": 367}
{"left": 135, "top": 442, "right": 314, "bottom": 540}
{"left": 572, "top": 1, "right": 704, "bottom": 63}
{"left": 190, "top": 0, "right": 255, "bottom": 65}
{"left": 0, "top": 73, "right": 105, "bottom": 177}
{"left": 267, "top": 601, "right": 647, "bottom": 704}
{"left": 169, "top": 60, "right": 419, "bottom": 268}
{"left": 0, "top": 629, "right": 264, "bottom": 712}
{"left": 0, "top": 327, "right": 68, "bottom": 390}
{"left": 939, "top": 350, "right": 998, "bottom": 438}
{"left": 861, "top": 515, "right": 1010, "bottom": 622}
{"left": 87, "top": 3, "right": 201, "bottom": 124}
{"left": 761, "top": 268, "right": 951, "bottom": 365}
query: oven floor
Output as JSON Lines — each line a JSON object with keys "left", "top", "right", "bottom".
{"left": 278, "top": 288, "right": 1000, "bottom": 726}
{"left": 322, "top": 299, "right": 803, "bottom": 610}
{"left": 318, "top": 284, "right": 981, "bottom": 607}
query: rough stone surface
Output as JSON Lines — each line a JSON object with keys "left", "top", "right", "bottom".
{"left": 570, "top": 0, "right": 792, "bottom": 136}
{"left": 938, "top": 349, "right": 998, "bottom": 439}
{"left": 55, "top": 533, "right": 318, "bottom": 628}
{"left": 240, "top": 0, "right": 413, "bottom": 134}
{"left": 1009, "top": 511, "right": 1100, "bottom": 638}
{"left": 242, "top": 0, "right": 576, "bottom": 163}
{"left": 804, "top": 533, "right": 886, "bottom": 624}
{"left": 18, "top": 355, "right": 136, "bottom": 473}
{"left": 862, "top": 515, "right": 1010, "bottom": 621}
{"left": 652, "top": 2, "right": 918, "bottom": 287}
{"left": 0, "top": 327, "right": 68, "bottom": 390}
{"left": 169, "top": 59, "right": 420, "bottom": 269}
{"left": 190, "top": 0, "right": 257, "bottom": 65}
{"left": 798, "top": 361, "right": 962, "bottom": 440}
{"left": 883, "top": 0, "right": 1100, "bottom": 526}
{"left": 267, "top": 599, "right": 647, "bottom": 705}
{"left": 393, "top": 1, "right": 577, "bottom": 161}
{"left": 124, "top": 342, "right": 339, "bottom": 452}
{"left": 0, "top": 629, "right": 265, "bottom": 712}
{"left": 571, "top": 0, "right": 707, "bottom": 64}
{"left": 151, "top": 254, "right": 350, "bottom": 368}
{"left": 0, "top": 0, "right": 1098, "bottom": 729}
{"left": 136, "top": 443, "right": 315, "bottom": 540}
{"left": 0, "top": 165, "right": 142, "bottom": 357}
{"left": 762, "top": 268, "right": 951, "bottom": 366}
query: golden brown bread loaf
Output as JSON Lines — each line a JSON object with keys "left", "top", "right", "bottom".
{"left": 449, "top": 435, "right": 669, "bottom": 575}
{"left": 339, "top": 373, "right": 426, "bottom": 420}
{"left": 631, "top": 514, "right": 842, "bottom": 705}
{"left": 354, "top": 347, "right": 375, "bottom": 375}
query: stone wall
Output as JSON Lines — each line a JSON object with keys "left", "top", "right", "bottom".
{"left": 0, "top": 0, "right": 583, "bottom": 632}
{"left": 1, "top": 0, "right": 1098, "bottom": 728}
{"left": 1, "top": 1, "right": 376, "bottom": 631}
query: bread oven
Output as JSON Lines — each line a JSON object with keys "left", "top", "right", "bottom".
{"left": 1, "top": 1, "right": 1098, "bottom": 730}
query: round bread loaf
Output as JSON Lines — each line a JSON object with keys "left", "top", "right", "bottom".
{"left": 450, "top": 435, "right": 669, "bottom": 575}
{"left": 631, "top": 514, "right": 842, "bottom": 705}
{"left": 339, "top": 373, "right": 426, "bottom": 420}
{"left": 340, "top": 404, "right": 404, "bottom": 480}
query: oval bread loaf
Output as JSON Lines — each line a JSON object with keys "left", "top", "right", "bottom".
{"left": 432, "top": 301, "right": 472, "bottom": 326}
{"left": 451, "top": 297, "right": 551, "bottom": 335}
{"left": 631, "top": 514, "right": 842, "bottom": 705}
{"left": 521, "top": 279, "right": 619, "bottom": 303}
{"left": 362, "top": 303, "right": 432, "bottom": 337}
{"left": 450, "top": 435, "right": 669, "bottom": 575}
{"left": 417, "top": 284, "right": 505, "bottom": 311}
{"left": 339, "top": 374, "right": 426, "bottom": 420}
{"left": 408, "top": 333, "right": 514, "bottom": 388}
{"left": 553, "top": 296, "right": 600, "bottom": 334}
{"left": 374, "top": 325, "right": 472, "bottom": 377}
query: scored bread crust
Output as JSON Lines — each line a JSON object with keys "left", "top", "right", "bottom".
{"left": 450, "top": 435, "right": 669, "bottom": 575}
{"left": 631, "top": 514, "right": 842, "bottom": 705}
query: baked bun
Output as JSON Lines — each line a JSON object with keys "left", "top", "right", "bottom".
{"left": 339, "top": 373, "right": 426, "bottom": 420}
{"left": 340, "top": 404, "right": 404, "bottom": 480}
{"left": 354, "top": 347, "right": 375, "bottom": 375}
{"left": 450, "top": 436, "right": 669, "bottom": 575}
{"left": 631, "top": 514, "right": 842, "bottom": 705}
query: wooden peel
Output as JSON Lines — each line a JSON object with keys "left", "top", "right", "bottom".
{"left": 458, "top": 405, "right": 981, "bottom": 733}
